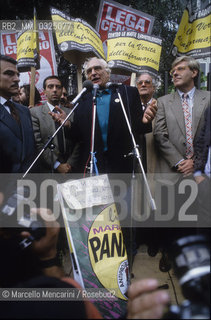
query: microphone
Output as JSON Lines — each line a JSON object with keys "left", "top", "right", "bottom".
{"left": 71, "top": 80, "right": 93, "bottom": 105}
{"left": 93, "top": 84, "right": 99, "bottom": 100}
{"left": 106, "top": 82, "right": 122, "bottom": 88}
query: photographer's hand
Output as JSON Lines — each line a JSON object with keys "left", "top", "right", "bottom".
{"left": 21, "top": 208, "right": 64, "bottom": 278}
{"left": 127, "top": 279, "right": 170, "bottom": 319}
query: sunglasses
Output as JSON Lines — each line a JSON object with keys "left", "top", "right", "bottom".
{"left": 137, "top": 80, "right": 152, "bottom": 85}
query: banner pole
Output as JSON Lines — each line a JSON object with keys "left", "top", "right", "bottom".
{"left": 130, "top": 72, "right": 136, "bottom": 87}
{"left": 29, "top": 66, "right": 36, "bottom": 107}
{"left": 77, "top": 65, "right": 83, "bottom": 93}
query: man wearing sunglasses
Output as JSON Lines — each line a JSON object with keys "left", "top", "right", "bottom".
{"left": 136, "top": 73, "right": 158, "bottom": 173}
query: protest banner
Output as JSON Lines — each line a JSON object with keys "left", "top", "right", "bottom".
{"left": 0, "top": 30, "right": 57, "bottom": 101}
{"left": 107, "top": 31, "right": 162, "bottom": 77}
{"left": 172, "top": 0, "right": 211, "bottom": 58}
{"left": 96, "top": 0, "right": 155, "bottom": 85}
{"left": 96, "top": 0, "right": 154, "bottom": 51}
{"left": 51, "top": 7, "right": 106, "bottom": 90}
{"left": 16, "top": 9, "right": 40, "bottom": 74}
{"left": 57, "top": 174, "right": 129, "bottom": 319}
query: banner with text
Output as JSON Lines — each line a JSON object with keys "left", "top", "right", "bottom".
{"left": 96, "top": 0, "right": 154, "bottom": 56}
{"left": 57, "top": 175, "right": 129, "bottom": 319}
{"left": 51, "top": 7, "right": 106, "bottom": 64}
{"left": 107, "top": 31, "right": 162, "bottom": 76}
{"left": 16, "top": 11, "right": 40, "bottom": 72}
{"left": 1, "top": 31, "right": 57, "bottom": 101}
{"left": 173, "top": 0, "right": 211, "bottom": 58}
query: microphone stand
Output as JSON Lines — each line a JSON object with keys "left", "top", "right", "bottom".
{"left": 116, "top": 86, "right": 157, "bottom": 212}
{"left": 22, "top": 80, "right": 93, "bottom": 179}
{"left": 22, "top": 103, "right": 79, "bottom": 179}
{"left": 89, "top": 85, "right": 99, "bottom": 176}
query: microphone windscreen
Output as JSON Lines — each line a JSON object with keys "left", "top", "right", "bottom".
{"left": 83, "top": 80, "right": 93, "bottom": 91}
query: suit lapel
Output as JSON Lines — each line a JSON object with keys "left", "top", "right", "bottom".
{"left": 107, "top": 89, "right": 119, "bottom": 138}
{"left": 0, "top": 103, "right": 22, "bottom": 139}
{"left": 192, "top": 89, "right": 206, "bottom": 138}
{"left": 169, "top": 92, "right": 186, "bottom": 136}
{"left": 42, "top": 103, "right": 56, "bottom": 132}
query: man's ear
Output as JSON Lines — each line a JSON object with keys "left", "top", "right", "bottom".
{"left": 192, "top": 69, "right": 198, "bottom": 79}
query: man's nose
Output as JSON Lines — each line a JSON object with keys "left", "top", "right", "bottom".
{"left": 14, "top": 74, "right": 20, "bottom": 82}
{"left": 91, "top": 68, "right": 96, "bottom": 76}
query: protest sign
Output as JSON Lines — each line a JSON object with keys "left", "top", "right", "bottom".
{"left": 0, "top": 30, "right": 57, "bottom": 101}
{"left": 16, "top": 10, "right": 40, "bottom": 73}
{"left": 51, "top": 7, "right": 106, "bottom": 65}
{"left": 107, "top": 31, "right": 162, "bottom": 77}
{"left": 96, "top": 0, "right": 154, "bottom": 52}
{"left": 57, "top": 174, "right": 129, "bottom": 319}
{"left": 173, "top": 0, "right": 211, "bottom": 58}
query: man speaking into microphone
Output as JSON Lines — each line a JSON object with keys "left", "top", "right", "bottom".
{"left": 62, "top": 57, "right": 157, "bottom": 174}
{"left": 51, "top": 57, "right": 157, "bottom": 260}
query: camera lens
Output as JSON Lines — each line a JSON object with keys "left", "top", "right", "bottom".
{"left": 169, "top": 234, "right": 210, "bottom": 304}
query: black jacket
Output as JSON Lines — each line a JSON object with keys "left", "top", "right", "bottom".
{"left": 71, "top": 85, "right": 151, "bottom": 174}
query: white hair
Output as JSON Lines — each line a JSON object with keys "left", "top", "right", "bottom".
{"left": 83, "top": 57, "right": 111, "bottom": 78}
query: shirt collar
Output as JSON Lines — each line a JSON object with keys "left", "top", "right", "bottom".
{"left": 141, "top": 98, "right": 153, "bottom": 106}
{"left": 177, "top": 87, "right": 196, "bottom": 100}
{"left": 96, "top": 88, "right": 111, "bottom": 97}
{"left": 47, "top": 101, "right": 61, "bottom": 112}
{"left": 0, "top": 96, "right": 9, "bottom": 105}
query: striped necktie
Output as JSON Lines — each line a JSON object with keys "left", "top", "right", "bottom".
{"left": 182, "top": 94, "right": 193, "bottom": 158}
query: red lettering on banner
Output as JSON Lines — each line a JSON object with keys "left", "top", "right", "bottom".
{"left": 99, "top": 3, "right": 151, "bottom": 43}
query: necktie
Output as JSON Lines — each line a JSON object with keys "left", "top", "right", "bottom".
{"left": 52, "top": 108, "right": 65, "bottom": 154}
{"left": 5, "top": 100, "right": 20, "bottom": 124}
{"left": 182, "top": 94, "right": 193, "bottom": 158}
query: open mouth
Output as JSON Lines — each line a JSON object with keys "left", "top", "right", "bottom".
{"left": 92, "top": 77, "right": 100, "bottom": 83}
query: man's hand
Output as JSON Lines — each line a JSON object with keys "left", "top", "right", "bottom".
{"left": 20, "top": 208, "right": 64, "bottom": 278}
{"left": 56, "top": 163, "right": 72, "bottom": 173}
{"left": 142, "top": 99, "right": 157, "bottom": 123}
{"left": 194, "top": 175, "right": 205, "bottom": 184}
{"left": 49, "top": 106, "right": 70, "bottom": 127}
{"left": 177, "top": 159, "right": 194, "bottom": 176}
{"left": 127, "top": 279, "right": 170, "bottom": 319}
{"left": 21, "top": 208, "right": 60, "bottom": 260}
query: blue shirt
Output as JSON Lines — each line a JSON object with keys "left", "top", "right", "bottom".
{"left": 96, "top": 89, "right": 111, "bottom": 151}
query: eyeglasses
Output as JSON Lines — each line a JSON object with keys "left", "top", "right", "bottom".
{"left": 170, "top": 66, "right": 187, "bottom": 76}
{"left": 137, "top": 80, "right": 152, "bottom": 85}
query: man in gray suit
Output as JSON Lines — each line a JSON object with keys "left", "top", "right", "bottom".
{"left": 153, "top": 56, "right": 210, "bottom": 228}
{"left": 30, "top": 76, "right": 78, "bottom": 173}
{"left": 154, "top": 56, "right": 210, "bottom": 182}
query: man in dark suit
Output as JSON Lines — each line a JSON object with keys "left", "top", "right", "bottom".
{"left": 30, "top": 76, "right": 79, "bottom": 173}
{"left": 194, "top": 105, "right": 210, "bottom": 226}
{"left": 0, "top": 55, "right": 36, "bottom": 173}
{"left": 51, "top": 57, "right": 157, "bottom": 264}
{"left": 69, "top": 57, "right": 157, "bottom": 174}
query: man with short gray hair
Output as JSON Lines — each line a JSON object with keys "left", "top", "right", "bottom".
{"left": 136, "top": 72, "right": 157, "bottom": 172}
{"left": 154, "top": 55, "right": 210, "bottom": 181}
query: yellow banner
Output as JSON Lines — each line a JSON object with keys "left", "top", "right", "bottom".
{"left": 51, "top": 9, "right": 105, "bottom": 60}
{"left": 107, "top": 32, "right": 162, "bottom": 74}
{"left": 174, "top": 10, "right": 211, "bottom": 54}
{"left": 17, "top": 28, "right": 36, "bottom": 60}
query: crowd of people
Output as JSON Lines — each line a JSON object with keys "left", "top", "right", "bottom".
{"left": 0, "top": 53, "right": 210, "bottom": 318}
